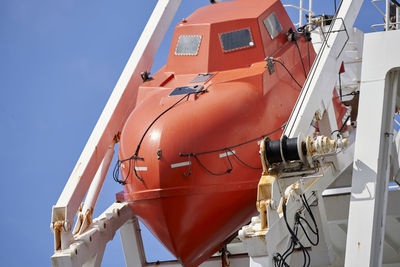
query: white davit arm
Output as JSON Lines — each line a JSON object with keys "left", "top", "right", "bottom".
{"left": 51, "top": 0, "right": 182, "bottom": 253}
{"left": 283, "top": 0, "right": 364, "bottom": 138}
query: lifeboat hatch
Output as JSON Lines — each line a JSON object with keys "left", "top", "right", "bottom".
{"left": 169, "top": 85, "right": 204, "bottom": 96}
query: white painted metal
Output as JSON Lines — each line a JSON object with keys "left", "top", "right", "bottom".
{"left": 386, "top": 0, "right": 390, "bottom": 30}
{"left": 51, "top": 202, "right": 133, "bottom": 267}
{"left": 397, "top": 5, "right": 400, "bottom": 29}
{"left": 283, "top": 0, "right": 364, "bottom": 138}
{"left": 344, "top": 29, "right": 400, "bottom": 267}
{"left": 171, "top": 161, "right": 191, "bottom": 168}
{"left": 83, "top": 143, "right": 115, "bottom": 219}
{"left": 74, "top": 143, "right": 115, "bottom": 235}
{"left": 300, "top": 0, "right": 304, "bottom": 26}
{"left": 120, "top": 218, "right": 146, "bottom": 267}
{"left": 219, "top": 150, "right": 235, "bottom": 158}
{"left": 322, "top": 186, "right": 352, "bottom": 196}
{"left": 51, "top": 0, "right": 182, "bottom": 259}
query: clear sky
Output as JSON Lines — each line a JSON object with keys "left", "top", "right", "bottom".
{"left": 0, "top": 0, "right": 385, "bottom": 266}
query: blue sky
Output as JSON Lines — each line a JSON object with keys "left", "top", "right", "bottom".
{"left": 0, "top": 0, "right": 385, "bottom": 266}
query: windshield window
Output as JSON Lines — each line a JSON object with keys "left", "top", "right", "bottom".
{"left": 220, "top": 28, "right": 254, "bottom": 52}
{"left": 264, "top": 13, "right": 282, "bottom": 39}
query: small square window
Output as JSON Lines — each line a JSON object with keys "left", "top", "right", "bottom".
{"left": 264, "top": 13, "right": 282, "bottom": 39}
{"left": 175, "top": 35, "right": 202, "bottom": 56}
{"left": 220, "top": 28, "right": 254, "bottom": 53}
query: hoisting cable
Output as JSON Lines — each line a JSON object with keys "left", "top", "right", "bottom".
{"left": 113, "top": 89, "right": 207, "bottom": 184}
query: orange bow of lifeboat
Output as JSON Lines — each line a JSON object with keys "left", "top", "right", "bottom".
{"left": 116, "top": 0, "right": 315, "bottom": 266}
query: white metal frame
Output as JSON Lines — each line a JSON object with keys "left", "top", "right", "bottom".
{"left": 344, "top": 29, "right": 400, "bottom": 267}
{"left": 51, "top": 0, "right": 182, "bottom": 265}
{"left": 370, "top": 0, "right": 400, "bottom": 31}
{"left": 284, "top": 0, "right": 314, "bottom": 26}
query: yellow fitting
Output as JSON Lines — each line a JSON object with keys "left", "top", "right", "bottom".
{"left": 256, "top": 174, "right": 276, "bottom": 230}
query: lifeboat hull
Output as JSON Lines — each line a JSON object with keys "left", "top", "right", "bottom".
{"left": 117, "top": 0, "right": 315, "bottom": 265}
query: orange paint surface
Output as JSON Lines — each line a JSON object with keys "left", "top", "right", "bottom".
{"left": 117, "top": 0, "right": 318, "bottom": 266}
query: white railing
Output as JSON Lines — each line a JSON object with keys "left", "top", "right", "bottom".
{"left": 284, "top": 0, "right": 314, "bottom": 26}
{"left": 371, "top": 0, "right": 400, "bottom": 31}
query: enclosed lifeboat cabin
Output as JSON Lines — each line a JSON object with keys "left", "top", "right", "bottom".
{"left": 116, "top": 0, "right": 315, "bottom": 266}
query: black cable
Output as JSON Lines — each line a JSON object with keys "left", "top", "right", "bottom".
{"left": 226, "top": 147, "right": 262, "bottom": 170}
{"left": 331, "top": 115, "right": 350, "bottom": 137}
{"left": 299, "top": 219, "right": 319, "bottom": 246}
{"left": 340, "top": 90, "right": 359, "bottom": 98}
{"left": 181, "top": 123, "right": 286, "bottom": 157}
{"left": 193, "top": 151, "right": 233, "bottom": 176}
{"left": 299, "top": 217, "right": 318, "bottom": 235}
{"left": 307, "top": 42, "right": 311, "bottom": 71}
{"left": 294, "top": 39, "right": 308, "bottom": 79}
{"left": 114, "top": 89, "right": 206, "bottom": 184}
{"left": 134, "top": 93, "right": 192, "bottom": 157}
{"left": 282, "top": 202, "right": 309, "bottom": 267}
{"left": 392, "top": 0, "right": 400, "bottom": 7}
{"left": 179, "top": 124, "right": 285, "bottom": 177}
{"left": 299, "top": 194, "right": 320, "bottom": 246}
{"left": 274, "top": 194, "right": 320, "bottom": 267}
{"left": 334, "top": 0, "right": 337, "bottom": 13}
{"left": 272, "top": 59, "right": 303, "bottom": 89}
{"left": 339, "top": 115, "right": 350, "bottom": 132}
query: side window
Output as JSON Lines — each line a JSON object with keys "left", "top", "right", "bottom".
{"left": 175, "top": 35, "right": 202, "bottom": 56}
{"left": 219, "top": 28, "right": 254, "bottom": 53}
{"left": 264, "top": 13, "right": 282, "bottom": 39}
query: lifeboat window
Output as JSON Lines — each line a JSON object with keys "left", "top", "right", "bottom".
{"left": 264, "top": 13, "right": 282, "bottom": 39}
{"left": 175, "top": 35, "right": 202, "bottom": 56}
{"left": 220, "top": 28, "right": 254, "bottom": 53}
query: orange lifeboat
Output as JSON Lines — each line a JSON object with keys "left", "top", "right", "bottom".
{"left": 116, "top": 0, "right": 316, "bottom": 266}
